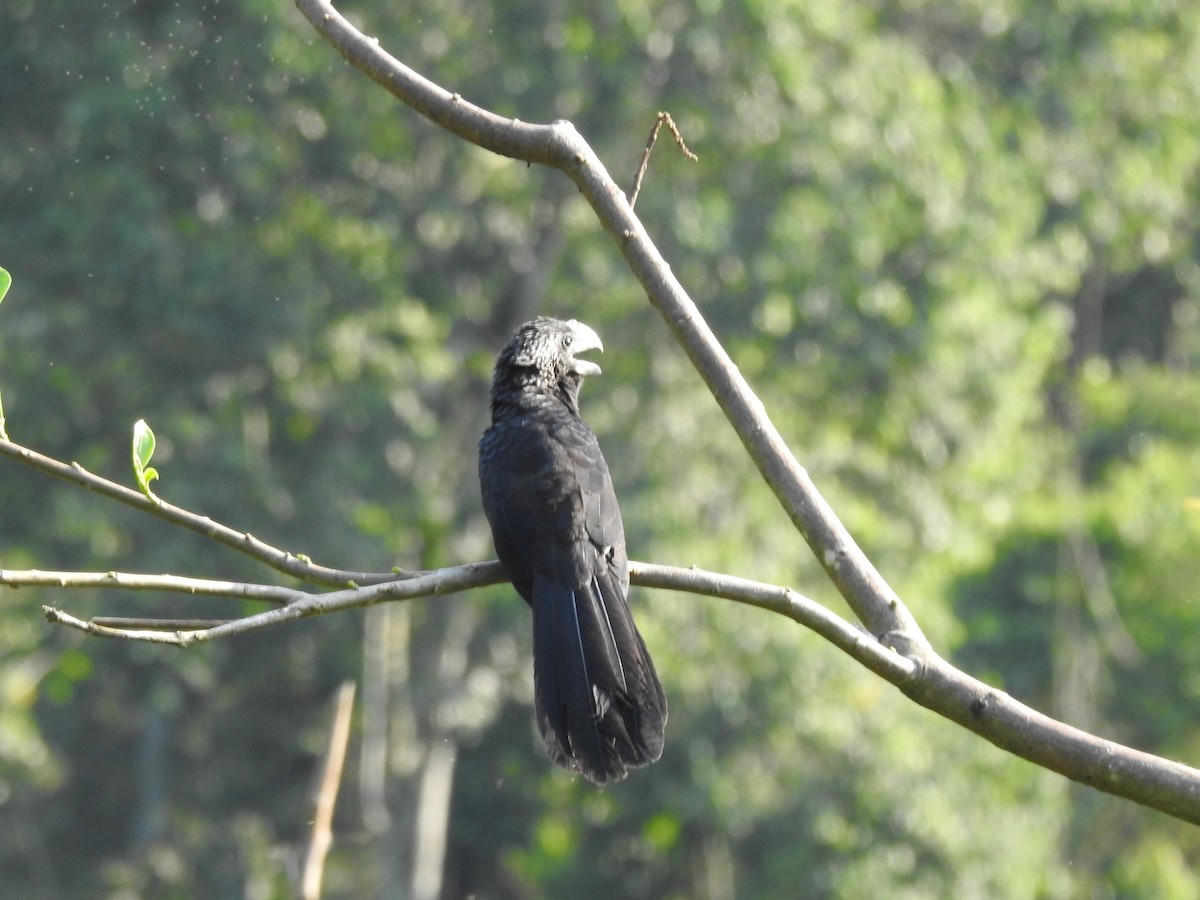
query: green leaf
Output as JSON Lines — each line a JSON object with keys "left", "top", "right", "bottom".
{"left": 132, "top": 418, "right": 161, "bottom": 500}
{"left": 0, "top": 391, "right": 6, "bottom": 441}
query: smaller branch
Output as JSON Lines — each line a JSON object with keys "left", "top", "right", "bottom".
{"left": 302, "top": 681, "right": 356, "bottom": 900}
{"left": 628, "top": 111, "right": 698, "bottom": 208}
{"left": 91, "top": 617, "right": 233, "bottom": 630}
{"left": 43, "top": 607, "right": 202, "bottom": 644}
{"left": 631, "top": 562, "right": 914, "bottom": 683}
{"left": 42, "top": 561, "right": 509, "bottom": 646}
{"left": 0, "top": 437, "right": 404, "bottom": 587}
{"left": 38, "top": 558, "right": 908, "bottom": 690}
{"left": 35, "top": 550, "right": 1200, "bottom": 822}
{"left": 1, "top": 568, "right": 301, "bottom": 604}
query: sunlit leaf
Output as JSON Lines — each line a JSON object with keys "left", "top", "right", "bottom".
{"left": 131, "top": 418, "right": 160, "bottom": 500}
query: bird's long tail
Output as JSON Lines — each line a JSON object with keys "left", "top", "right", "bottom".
{"left": 532, "top": 571, "right": 666, "bottom": 784}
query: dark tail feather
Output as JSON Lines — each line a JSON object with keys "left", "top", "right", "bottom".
{"left": 532, "top": 572, "right": 666, "bottom": 784}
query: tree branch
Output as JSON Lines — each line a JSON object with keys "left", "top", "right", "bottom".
{"left": 286, "top": 0, "right": 1200, "bottom": 825}
{"left": 292, "top": 0, "right": 926, "bottom": 652}
{"left": 1, "top": 568, "right": 299, "bottom": 604}
{"left": 1, "top": 0, "right": 1193, "bottom": 833}
{"left": 33, "top": 547, "right": 1200, "bottom": 822}
{"left": 904, "top": 654, "right": 1200, "bottom": 823}
{"left": 41, "top": 561, "right": 506, "bottom": 646}
{"left": 0, "top": 436, "right": 409, "bottom": 588}
{"left": 631, "top": 562, "right": 912, "bottom": 684}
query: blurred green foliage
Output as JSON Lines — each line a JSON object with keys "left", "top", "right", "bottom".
{"left": 2, "top": 0, "right": 1200, "bottom": 895}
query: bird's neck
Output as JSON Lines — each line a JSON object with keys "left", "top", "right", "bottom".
{"left": 491, "top": 377, "right": 582, "bottom": 420}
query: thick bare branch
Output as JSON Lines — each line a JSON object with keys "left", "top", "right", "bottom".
{"left": 292, "top": 0, "right": 924, "bottom": 651}
{"left": 905, "top": 655, "right": 1200, "bottom": 825}
{"left": 638, "top": 562, "right": 1200, "bottom": 823}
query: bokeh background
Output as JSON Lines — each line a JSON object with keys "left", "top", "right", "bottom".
{"left": 3, "top": 0, "right": 1200, "bottom": 896}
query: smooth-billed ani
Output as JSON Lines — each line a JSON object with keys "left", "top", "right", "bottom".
{"left": 478, "top": 317, "right": 666, "bottom": 784}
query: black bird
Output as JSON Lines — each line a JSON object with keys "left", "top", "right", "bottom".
{"left": 478, "top": 317, "right": 667, "bottom": 784}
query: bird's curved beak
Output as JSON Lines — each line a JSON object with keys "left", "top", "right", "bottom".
{"left": 565, "top": 319, "right": 604, "bottom": 377}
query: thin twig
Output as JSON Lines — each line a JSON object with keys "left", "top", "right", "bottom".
{"left": 91, "top": 617, "right": 234, "bottom": 630}
{"left": 43, "top": 607, "right": 202, "bottom": 645}
{"left": 628, "top": 111, "right": 698, "bottom": 208}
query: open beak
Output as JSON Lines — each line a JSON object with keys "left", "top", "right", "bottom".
{"left": 565, "top": 319, "right": 604, "bottom": 377}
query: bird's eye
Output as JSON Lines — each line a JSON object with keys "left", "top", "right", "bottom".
{"left": 562, "top": 335, "right": 573, "bottom": 348}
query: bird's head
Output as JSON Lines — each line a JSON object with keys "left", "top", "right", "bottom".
{"left": 491, "top": 317, "right": 605, "bottom": 413}
{"left": 492, "top": 317, "right": 605, "bottom": 411}
{"left": 507, "top": 316, "right": 602, "bottom": 375}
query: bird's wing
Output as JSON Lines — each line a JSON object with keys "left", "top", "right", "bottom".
{"left": 525, "top": 418, "right": 665, "bottom": 783}
{"left": 478, "top": 416, "right": 550, "bottom": 603}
